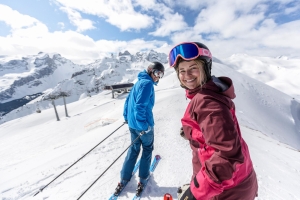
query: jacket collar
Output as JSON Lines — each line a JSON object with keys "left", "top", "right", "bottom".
{"left": 186, "top": 76, "right": 236, "bottom": 100}
{"left": 138, "top": 70, "right": 157, "bottom": 85}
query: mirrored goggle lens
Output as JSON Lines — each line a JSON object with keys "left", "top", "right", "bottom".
{"left": 153, "top": 70, "right": 164, "bottom": 78}
{"left": 169, "top": 43, "right": 199, "bottom": 67}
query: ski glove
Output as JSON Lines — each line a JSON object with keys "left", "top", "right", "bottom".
{"left": 177, "top": 184, "right": 196, "bottom": 200}
{"left": 143, "top": 126, "right": 152, "bottom": 134}
{"left": 180, "top": 127, "right": 188, "bottom": 140}
{"left": 124, "top": 120, "right": 128, "bottom": 124}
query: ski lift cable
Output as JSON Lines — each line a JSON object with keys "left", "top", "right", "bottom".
{"left": 33, "top": 122, "right": 126, "bottom": 196}
{"left": 76, "top": 130, "right": 145, "bottom": 200}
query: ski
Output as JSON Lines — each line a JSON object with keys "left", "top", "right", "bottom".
{"left": 109, "top": 159, "right": 141, "bottom": 200}
{"left": 132, "top": 155, "right": 161, "bottom": 200}
{"left": 163, "top": 193, "right": 173, "bottom": 200}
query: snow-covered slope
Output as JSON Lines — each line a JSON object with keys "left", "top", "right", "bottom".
{"left": 213, "top": 62, "right": 300, "bottom": 151}
{"left": 223, "top": 54, "right": 300, "bottom": 101}
{"left": 0, "top": 62, "right": 300, "bottom": 200}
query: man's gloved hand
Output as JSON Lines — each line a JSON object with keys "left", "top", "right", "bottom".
{"left": 177, "top": 184, "right": 196, "bottom": 200}
{"left": 144, "top": 126, "right": 152, "bottom": 134}
{"left": 180, "top": 127, "right": 188, "bottom": 140}
{"left": 124, "top": 120, "right": 128, "bottom": 124}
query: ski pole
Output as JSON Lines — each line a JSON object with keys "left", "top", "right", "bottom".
{"left": 77, "top": 130, "right": 145, "bottom": 200}
{"left": 33, "top": 122, "right": 126, "bottom": 196}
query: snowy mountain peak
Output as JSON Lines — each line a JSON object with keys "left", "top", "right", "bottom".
{"left": 276, "top": 55, "right": 289, "bottom": 60}
{"left": 0, "top": 53, "right": 82, "bottom": 104}
{"left": 0, "top": 49, "right": 168, "bottom": 122}
{"left": 118, "top": 50, "right": 131, "bottom": 56}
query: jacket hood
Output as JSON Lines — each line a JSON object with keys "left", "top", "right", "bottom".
{"left": 138, "top": 70, "right": 157, "bottom": 85}
{"left": 186, "top": 76, "right": 236, "bottom": 99}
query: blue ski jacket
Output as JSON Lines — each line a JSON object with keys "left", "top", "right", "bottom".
{"left": 123, "top": 70, "right": 156, "bottom": 131}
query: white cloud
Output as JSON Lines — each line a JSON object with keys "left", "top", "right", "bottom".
{"left": 0, "top": 4, "right": 49, "bottom": 39}
{"left": 166, "top": 0, "right": 300, "bottom": 59}
{"left": 131, "top": 1, "right": 190, "bottom": 37}
{"left": 0, "top": 4, "right": 40, "bottom": 29}
{"left": 170, "top": 29, "right": 204, "bottom": 45}
{"left": 0, "top": 10, "right": 91, "bottom": 63}
{"left": 261, "top": 20, "right": 300, "bottom": 49}
{"left": 193, "top": 1, "right": 266, "bottom": 37}
{"left": 0, "top": 0, "right": 300, "bottom": 65}
{"left": 149, "top": 12, "right": 188, "bottom": 37}
{"left": 105, "top": 12, "right": 154, "bottom": 31}
{"left": 60, "top": 7, "right": 95, "bottom": 32}
{"left": 10, "top": 23, "right": 49, "bottom": 38}
{"left": 161, "top": 0, "right": 204, "bottom": 10}
{"left": 54, "top": 0, "right": 154, "bottom": 31}
{"left": 221, "top": 13, "right": 265, "bottom": 38}
{"left": 133, "top": 0, "right": 157, "bottom": 9}
{"left": 53, "top": 0, "right": 194, "bottom": 38}
{"left": 95, "top": 39, "right": 166, "bottom": 55}
{"left": 0, "top": 4, "right": 166, "bottom": 64}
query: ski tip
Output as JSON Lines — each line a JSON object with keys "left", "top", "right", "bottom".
{"left": 155, "top": 155, "right": 161, "bottom": 160}
{"left": 163, "top": 193, "right": 173, "bottom": 200}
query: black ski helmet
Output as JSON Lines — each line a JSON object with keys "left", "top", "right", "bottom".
{"left": 147, "top": 61, "right": 165, "bottom": 75}
{"left": 194, "top": 42, "right": 212, "bottom": 78}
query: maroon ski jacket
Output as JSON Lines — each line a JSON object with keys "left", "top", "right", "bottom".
{"left": 181, "top": 76, "right": 258, "bottom": 200}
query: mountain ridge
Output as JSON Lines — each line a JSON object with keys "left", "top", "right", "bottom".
{"left": 0, "top": 50, "right": 168, "bottom": 121}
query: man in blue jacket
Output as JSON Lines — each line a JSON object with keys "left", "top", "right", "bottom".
{"left": 114, "top": 62, "right": 165, "bottom": 196}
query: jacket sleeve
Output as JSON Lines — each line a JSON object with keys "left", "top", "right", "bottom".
{"left": 123, "top": 92, "right": 130, "bottom": 121}
{"left": 135, "top": 81, "right": 152, "bottom": 131}
{"left": 190, "top": 98, "right": 244, "bottom": 199}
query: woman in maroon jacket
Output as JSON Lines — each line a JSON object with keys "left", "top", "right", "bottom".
{"left": 169, "top": 42, "right": 258, "bottom": 200}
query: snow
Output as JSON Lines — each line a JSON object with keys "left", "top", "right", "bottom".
{"left": 0, "top": 52, "right": 82, "bottom": 103}
{"left": 0, "top": 58, "right": 300, "bottom": 200}
{"left": 224, "top": 54, "right": 300, "bottom": 101}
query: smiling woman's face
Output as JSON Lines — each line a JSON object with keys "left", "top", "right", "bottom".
{"left": 177, "top": 60, "right": 205, "bottom": 90}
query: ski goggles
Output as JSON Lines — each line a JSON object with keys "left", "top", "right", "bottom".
{"left": 168, "top": 42, "right": 212, "bottom": 67}
{"left": 153, "top": 70, "right": 164, "bottom": 79}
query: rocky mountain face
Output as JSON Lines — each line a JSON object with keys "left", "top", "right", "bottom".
{"left": 0, "top": 93, "right": 43, "bottom": 116}
{"left": 41, "top": 49, "right": 168, "bottom": 101}
{"left": 0, "top": 52, "right": 81, "bottom": 103}
{"left": 0, "top": 50, "right": 168, "bottom": 122}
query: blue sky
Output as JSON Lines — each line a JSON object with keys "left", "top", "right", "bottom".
{"left": 0, "top": 0, "right": 300, "bottom": 64}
